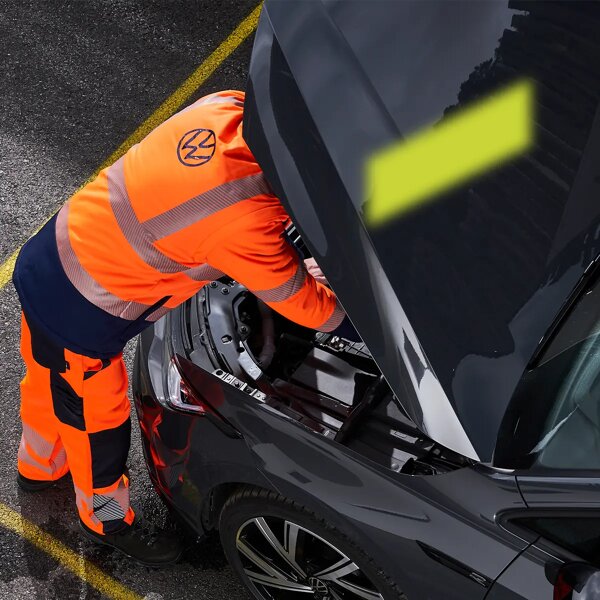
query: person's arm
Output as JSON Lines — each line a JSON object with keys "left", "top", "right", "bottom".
{"left": 205, "top": 208, "right": 345, "bottom": 332}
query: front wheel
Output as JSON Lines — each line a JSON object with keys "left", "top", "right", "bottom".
{"left": 219, "top": 487, "right": 407, "bottom": 600}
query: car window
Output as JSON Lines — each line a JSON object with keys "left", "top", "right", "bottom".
{"left": 495, "top": 270, "right": 600, "bottom": 470}
{"left": 512, "top": 516, "right": 600, "bottom": 568}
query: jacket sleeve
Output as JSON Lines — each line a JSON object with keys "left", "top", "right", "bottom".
{"left": 204, "top": 209, "right": 346, "bottom": 332}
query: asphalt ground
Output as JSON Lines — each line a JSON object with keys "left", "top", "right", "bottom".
{"left": 0, "top": 1, "right": 258, "bottom": 598}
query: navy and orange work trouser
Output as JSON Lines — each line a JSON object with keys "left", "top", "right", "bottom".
{"left": 18, "top": 313, "right": 134, "bottom": 534}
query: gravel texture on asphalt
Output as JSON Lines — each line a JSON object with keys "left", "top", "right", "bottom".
{"left": 0, "top": 1, "right": 256, "bottom": 598}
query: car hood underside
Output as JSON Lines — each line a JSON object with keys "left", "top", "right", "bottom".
{"left": 244, "top": 0, "right": 600, "bottom": 461}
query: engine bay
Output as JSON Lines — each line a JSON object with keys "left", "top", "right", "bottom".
{"left": 184, "top": 278, "right": 471, "bottom": 474}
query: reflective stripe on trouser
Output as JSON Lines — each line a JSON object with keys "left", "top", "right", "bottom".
{"left": 18, "top": 313, "right": 134, "bottom": 534}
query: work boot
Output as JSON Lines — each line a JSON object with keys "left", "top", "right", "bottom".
{"left": 79, "top": 514, "right": 183, "bottom": 567}
{"left": 17, "top": 472, "right": 68, "bottom": 493}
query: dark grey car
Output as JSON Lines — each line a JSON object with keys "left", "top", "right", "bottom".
{"left": 133, "top": 1, "right": 600, "bottom": 598}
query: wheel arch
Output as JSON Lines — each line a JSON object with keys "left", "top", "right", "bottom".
{"left": 201, "top": 482, "right": 270, "bottom": 531}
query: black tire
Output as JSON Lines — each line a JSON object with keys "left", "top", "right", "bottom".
{"left": 219, "top": 486, "right": 407, "bottom": 600}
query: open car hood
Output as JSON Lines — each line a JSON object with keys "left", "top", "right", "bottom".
{"left": 244, "top": 0, "right": 600, "bottom": 461}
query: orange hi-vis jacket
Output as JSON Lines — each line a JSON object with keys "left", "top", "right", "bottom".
{"left": 13, "top": 90, "right": 345, "bottom": 358}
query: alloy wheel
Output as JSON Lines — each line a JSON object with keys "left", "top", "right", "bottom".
{"left": 235, "top": 517, "right": 385, "bottom": 600}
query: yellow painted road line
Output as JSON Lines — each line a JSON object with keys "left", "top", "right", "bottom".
{"left": 0, "top": 502, "right": 143, "bottom": 600}
{"left": 0, "top": 2, "right": 262, "bottom": 291}
{"left": 366, "top": 79, "right": 534, "bottom": 227}
{"left": 0, "top": 248, "right": 19, "bottom": 292}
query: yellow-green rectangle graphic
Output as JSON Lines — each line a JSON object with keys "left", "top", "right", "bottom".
{"left": 365, "top": 79, "right": 534, "bottom": 227}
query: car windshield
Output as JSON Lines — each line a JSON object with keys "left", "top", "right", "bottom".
{"left": 495, "top": 270, "right": 600, "bottom": 471}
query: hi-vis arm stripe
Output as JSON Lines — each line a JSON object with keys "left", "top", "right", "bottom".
{"left": 319, "top": 300, "right": 346, "bottom": 332}
{"left": 186, "top": 263, "right": 226, "bottom": 282}
{"left": 251, "top": 260, "right": 346, "bottom": 333}
{"left": 252, "top": 261, "right": 308, "bottom": 303}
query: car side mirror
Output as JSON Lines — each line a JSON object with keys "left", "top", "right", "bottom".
{"left": 546, "top": 562, "right": 600, "bottom": 600}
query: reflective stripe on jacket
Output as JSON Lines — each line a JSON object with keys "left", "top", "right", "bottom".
{"left": 13, "top": 90, "right": 344, "bottom": 357}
